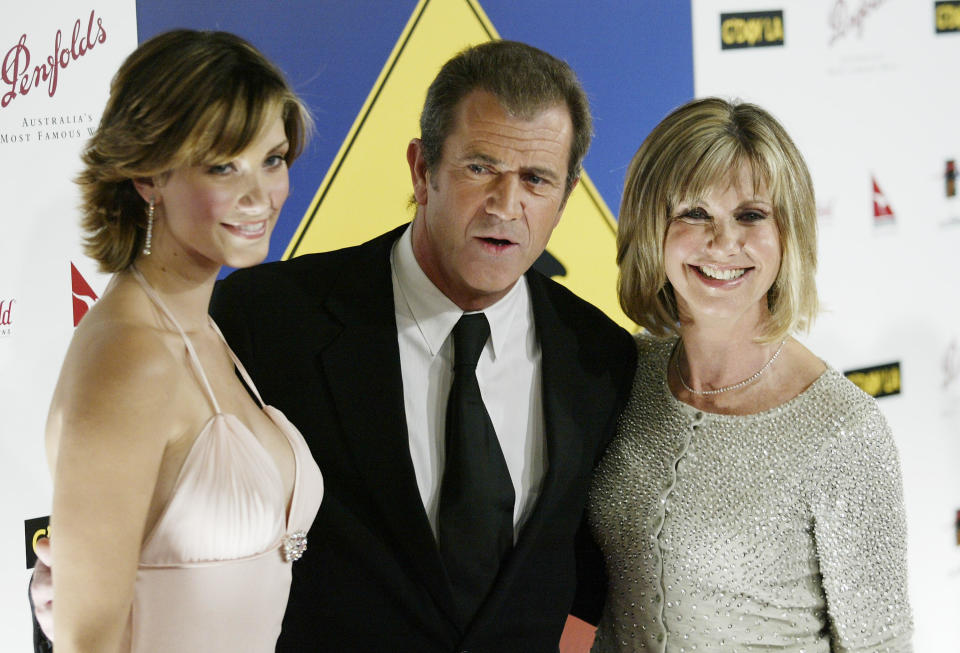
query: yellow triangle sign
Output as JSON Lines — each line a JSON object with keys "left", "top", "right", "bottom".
{"left": 285, "top": 0, "right": 635, "bottom": 329}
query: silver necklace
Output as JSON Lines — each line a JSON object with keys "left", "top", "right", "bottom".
{"left": 675, "top": 339, "right": 786, "bottom": 396}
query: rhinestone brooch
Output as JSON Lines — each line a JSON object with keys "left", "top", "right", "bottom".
{"left": 282, "top": 530, "right": 308, "bottom": 562}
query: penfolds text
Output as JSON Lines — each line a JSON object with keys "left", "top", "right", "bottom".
{"left": 1, "top": 10, "right": 107, "bottom": 109}
{"left": 0, "top": 299, "right": 14, "bottom": 337}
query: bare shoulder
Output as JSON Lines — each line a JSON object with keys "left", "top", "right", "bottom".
{"left": 66, "top": 311, "right": 181, "bottom": 399}
{"left": 46, "top": 301, "right": 187, "bottom": 470}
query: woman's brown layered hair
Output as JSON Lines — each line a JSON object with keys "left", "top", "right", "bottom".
{"left": 78, "top": 30, "right": 312, "bottom": 272}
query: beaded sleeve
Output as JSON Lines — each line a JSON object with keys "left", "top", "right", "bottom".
{"left": 807, "top": 391, "right": 913, "bottom": 652}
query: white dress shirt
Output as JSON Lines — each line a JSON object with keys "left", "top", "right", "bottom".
{"left": 390, "top": 226, "right": 546, "bottom": 539}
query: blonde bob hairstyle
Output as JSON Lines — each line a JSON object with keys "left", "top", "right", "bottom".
{"left": 617, "top": 97, "right": 818, "bottom": 343}
{"left": 78, "top": 30, "right": 312, "bottom": 272}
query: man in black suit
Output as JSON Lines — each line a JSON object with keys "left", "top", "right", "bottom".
{"left": 32, "top": 40, "right": 635, "bottom": 652}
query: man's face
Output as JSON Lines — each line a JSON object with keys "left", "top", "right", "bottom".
{"left": 408, "top": 89, "right": 575, "bottom": 311}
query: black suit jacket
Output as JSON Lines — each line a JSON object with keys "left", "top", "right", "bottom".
{"left": 210, "top": 225, "right": 635, "bottom": 652}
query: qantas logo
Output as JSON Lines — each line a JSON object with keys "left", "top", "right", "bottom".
{"left": 71, "top": 262, "right": 98, "bottom": 326}
{"left": 872, "top": 176, "right": 895, "bottom": 223}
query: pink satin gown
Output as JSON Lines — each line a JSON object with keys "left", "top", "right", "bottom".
{"left": 119, "top": 269, "right": 324, "bottom": 652}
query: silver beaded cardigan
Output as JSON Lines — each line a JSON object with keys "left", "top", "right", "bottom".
{"left": 588, "top": 334, "right": 913, "bottom": 652}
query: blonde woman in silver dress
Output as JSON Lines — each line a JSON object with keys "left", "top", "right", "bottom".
{"left": 587, "top": 98, "right": 912, "bottom": 652}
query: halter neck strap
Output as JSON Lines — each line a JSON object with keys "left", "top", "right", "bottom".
{"left": 130, "top": 266, "right": 222, "bottom": 414}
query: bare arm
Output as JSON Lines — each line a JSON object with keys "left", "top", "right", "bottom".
{"left": 47, "top": 324, "right": 177, "bottom": 653}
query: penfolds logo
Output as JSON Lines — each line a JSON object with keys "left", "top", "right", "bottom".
{"left": 0, "top": 298, "right": 14, "bottom": 337}
{"left": 1, "top": 9, "right": 107, "bottom": 110}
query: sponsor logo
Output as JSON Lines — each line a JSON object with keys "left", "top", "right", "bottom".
{"left": 828, "top": 0, "right": 889, "bottom": 45}
{"left": 936, "top": 1, "right": 960, "bottom": 33}
{"left": 71, "top": 262, "right": 98, "bottom": 326}
{"left": 24, "top": 515, "right": 50, "bottom": 570}
{"left": 0, "top": 297, "right": 13, "bottom": 337}
{"left": 720, "top": 11, "right": 785, "bottom": 49}
{"left": 844, "top": 361, "right": 901, "bottom": 398}
{"left": 1, "top": 10, "right": 107, "bottom": 110}
{"left": 872, "top": 176, "right": 895, "bottom": 224}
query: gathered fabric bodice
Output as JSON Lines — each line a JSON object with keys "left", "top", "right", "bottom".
{"left": 122, "top": 268, "right": 323, "bottom": 652}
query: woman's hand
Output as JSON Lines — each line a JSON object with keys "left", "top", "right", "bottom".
{"left": 31, "top": 536, "right": 54, "bottom": 641}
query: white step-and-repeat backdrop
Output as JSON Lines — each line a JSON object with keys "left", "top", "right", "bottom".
{"left": 691, "top": 2, "right": 960, "bottom": 648}
{"left": 1, "top": 2, "right": 136, "bottom": 649}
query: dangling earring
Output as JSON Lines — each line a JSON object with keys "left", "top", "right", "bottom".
{"left": 143, "top": 198, "right": 155, "bottom": 255}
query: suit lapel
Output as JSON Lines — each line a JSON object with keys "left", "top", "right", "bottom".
{"left": 471, "top": 271, "right": 589, "bottom": 621}
{"left": 523, "top": 270, "right": 589, "bottom": 534}
{"left": 528, "top": 272, "right": 590, "bottom": 495}
{"left": 317, "top": 227, "right": 457, "bottom": 624}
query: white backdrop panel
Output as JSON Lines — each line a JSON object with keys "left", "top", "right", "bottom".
{"left": 693, "top": 1, "right": 960, "bottom": 649}
{"left": 0, "top": 2, "right": 136, "bottom": 649}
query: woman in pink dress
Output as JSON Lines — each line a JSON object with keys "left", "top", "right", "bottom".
{"left": 44, "top": 30, "right": 322, "bottom": 653}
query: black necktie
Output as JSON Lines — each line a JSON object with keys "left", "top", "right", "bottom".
{"left": 438, "top": 313, "right": 515, "bottom": 628}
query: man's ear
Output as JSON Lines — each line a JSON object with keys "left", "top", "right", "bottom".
{"left": 558, "top": 174, "right": 580, "bottom": 213}
{"left": 407, "top": 138, "right": 430, "bottom": 206}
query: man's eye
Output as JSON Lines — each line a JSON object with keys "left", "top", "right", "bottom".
{"left": 526, "top": 175, "right": 543, "bottom": 185}
{"left": 467, "top": 164, "right": 486, "bottom": 174}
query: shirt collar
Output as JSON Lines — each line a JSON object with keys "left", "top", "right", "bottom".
{"left": 391, "top": 224, "right": 529, "bottom": 360}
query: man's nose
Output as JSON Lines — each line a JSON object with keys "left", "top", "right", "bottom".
{"left": 485, "top": 174, "right": 523, "bottom": 221}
